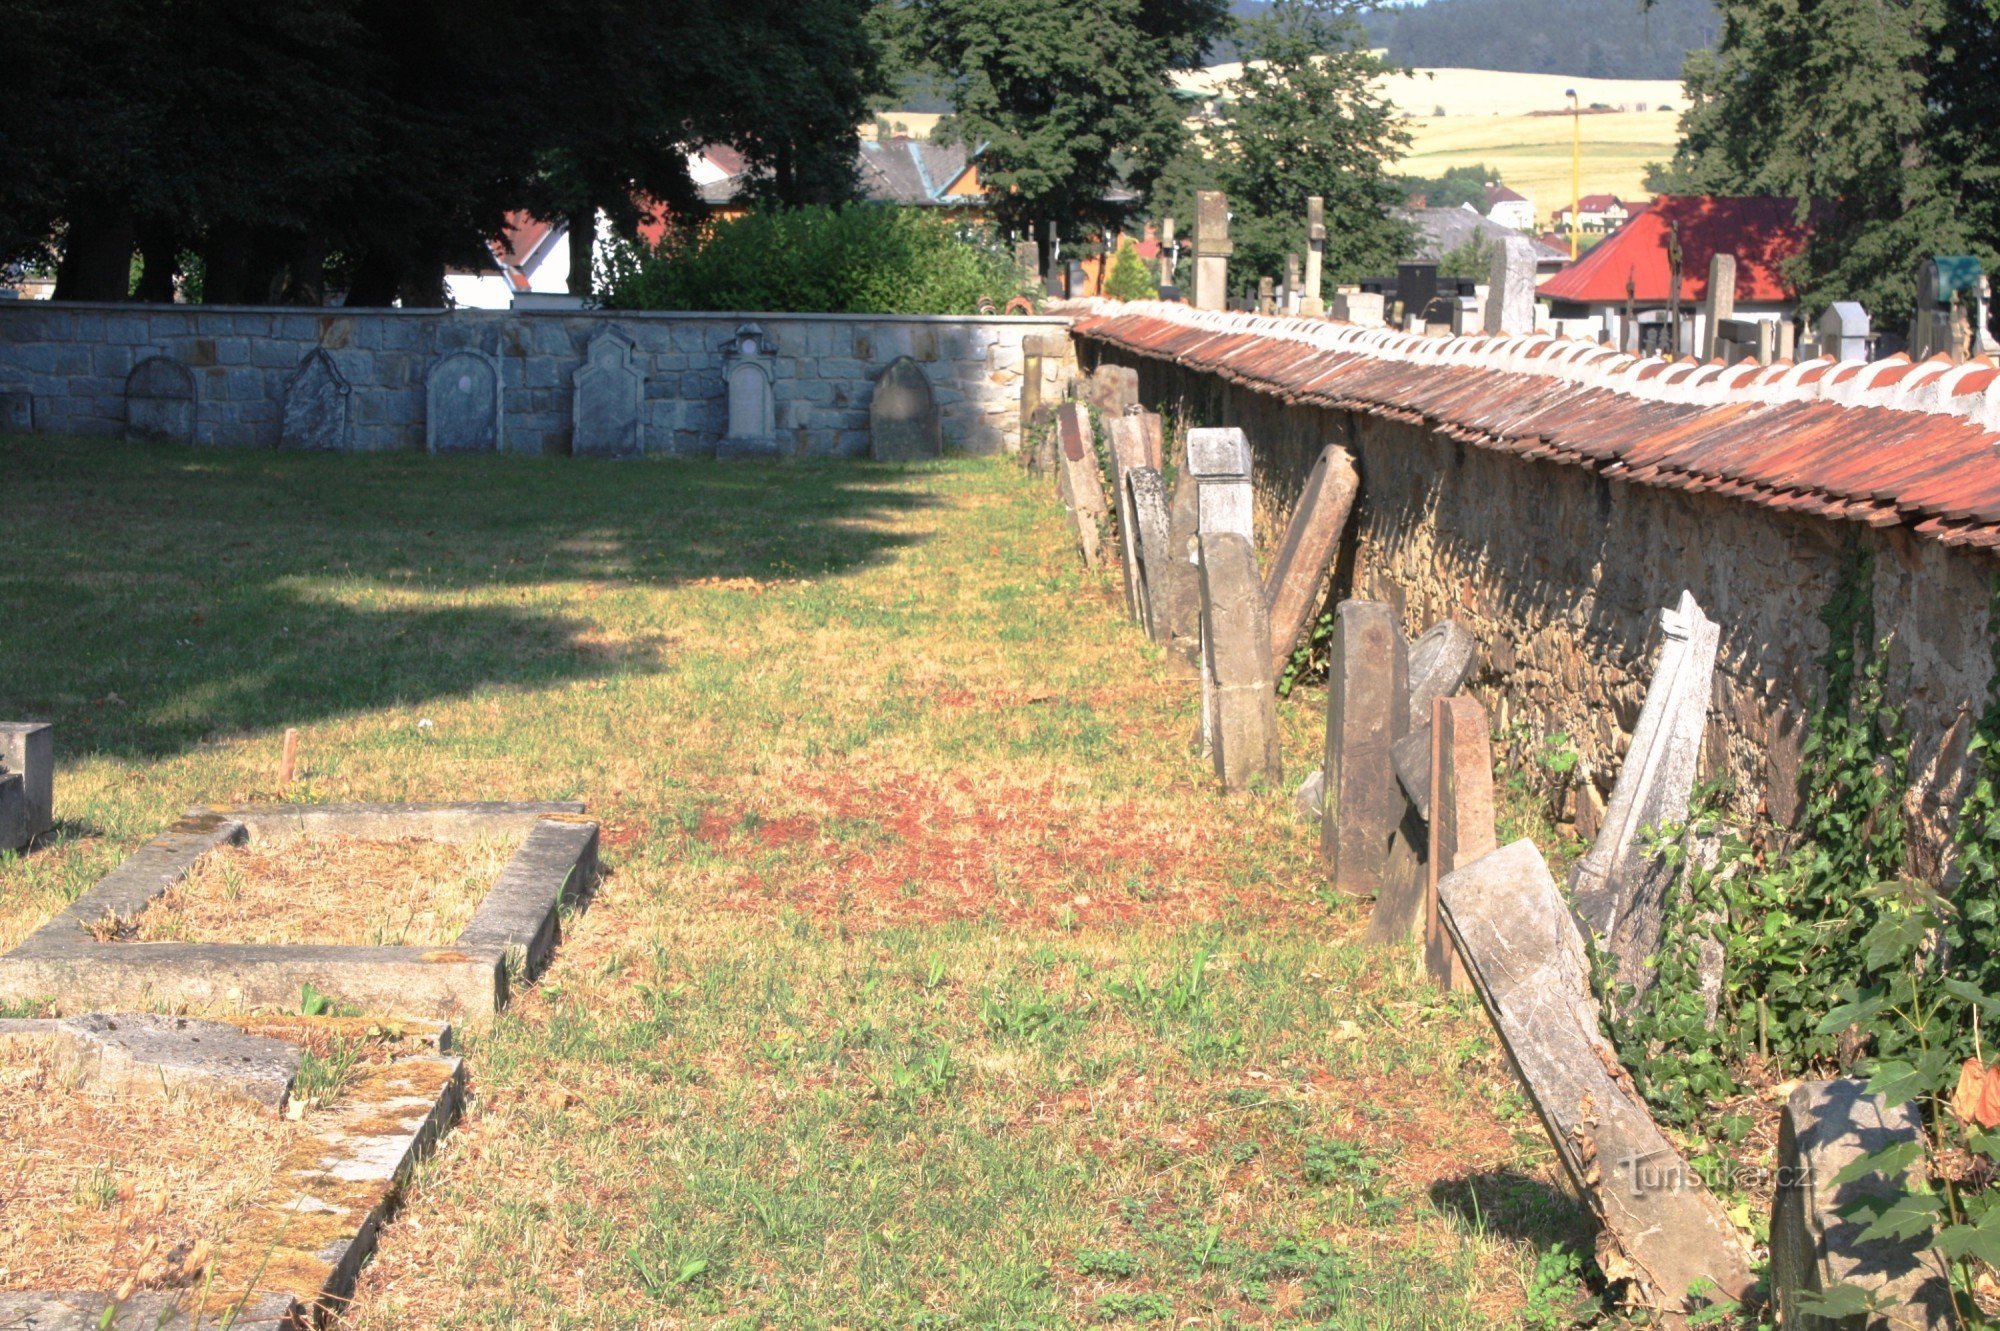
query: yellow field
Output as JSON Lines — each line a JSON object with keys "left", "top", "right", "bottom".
{"left": 1397, "top": 110, "right": 1679, "bottom": 227}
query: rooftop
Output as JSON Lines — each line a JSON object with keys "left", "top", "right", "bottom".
{"left": 1539, "top": 195, "right": 1814, "bottom": 305}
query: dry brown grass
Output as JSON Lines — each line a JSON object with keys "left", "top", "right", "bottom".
{"left": 0, "top": 1042, "right": 295, "bottom": 1296}
{"left": 128, "top": 832, "right": 518, "bottom": 948}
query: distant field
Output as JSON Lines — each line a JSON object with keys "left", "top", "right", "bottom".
{"left": 1375, "top": 67, "right": 1681, "bottom": 118}
{"left": 1397, "top": 110, "right": 1679, "bottom": 226}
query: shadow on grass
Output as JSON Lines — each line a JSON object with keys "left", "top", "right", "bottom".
{"left": 0, "top": 435, "right": 946, "bottom": 759}
{"left": 1427, "top": 1167, "right": 1595, "bottom": 1251}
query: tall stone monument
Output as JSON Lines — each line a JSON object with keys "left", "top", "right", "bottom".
{"left": 1192, "top": 191, "right": 1232, "bottom": 312}
{"left": 1302, "top": 196, "right": 1326, "bottom": 317}
{"left": 1701, "top": 253, "right": 1737, "bottom": 361}
{"left": 1483, "top": 236, "right": 1539, "bottom": 336}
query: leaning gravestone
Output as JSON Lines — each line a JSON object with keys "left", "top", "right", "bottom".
{"left": 572, "top": 330, "right": 646, "bottom": 458}
{"left": 1321, "top": 601, "right": 1409, "bottom": 897}
{"left": 125, "top": 356, "right": 195, "bottom": 444}
{"left": 870, "top": 356, "right": 941, "bottom": 461}
{"left": 426, "top": 349, "right": 503, "bottom": 454}
{"left": 1263, "top": 444, "right": 1360, "bottom": 677}
{"left": 280, "top": 349, "right": 352, "bottom": 452}
{"left": 1394, "top": 620, "right": 1481, "bottom": 816}
{"left": 1422, "top": 697, "right": 1495, "bottom": 989}
{"left": 1125, "top": 467, "right": 1173, "bottom": 641}
{"left": 1158, "top": 469, "right": 1203, "bottom": 673}
{"left": 1439, "top": 840, "right": 1755, "bottom": 1313}
{"left": 1572, "top": 590, "right": 1720, "bottom": 1001}
{"left": 1106, "top": 415, "right": 1152, "bottom": 621}
{"left": 1054, "top": 403, "right": 1106, "bottom": 568}
{"left": 1198, "top": 532, "right": 1282, "bottom": 792}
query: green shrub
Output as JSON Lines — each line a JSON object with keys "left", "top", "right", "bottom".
{"left": 1101, "top": 239, "right": 1159, "bottom": 301}
{"left": 597, "top": 205, "right": 1030, "bottom": 315}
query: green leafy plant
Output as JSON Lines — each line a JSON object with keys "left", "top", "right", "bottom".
{"left": 1075, "top": 1249, "right": 1141, "bottom": 1278}
{"left": 1101, "top": 240, "right": 1159, "bottom": 303}
{"left": 1093, "top": 1291, "right": 1172, "bottom": 1322}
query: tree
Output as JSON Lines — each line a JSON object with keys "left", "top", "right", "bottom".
{"left": 1102, "top": 238, "right": 1161, "bottom": 300}
{"left": 897, "top": 0, "right": 1231, "bottom": 272}
{"left": 1437, "top": 229, "right": 1497, "bottom": 279}
{"left": 1395, "top": 164, "right": 1499, "bottom": 212}
{"left": 1156, "top": 0, "right": 1412, "bottom": 294}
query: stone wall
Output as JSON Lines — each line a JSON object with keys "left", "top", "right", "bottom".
{"left": 0, "top": 303, "right": 1065, "bottom": 457}
{"left": 1083, "top": 340, "right": 1998, "bottom": 878}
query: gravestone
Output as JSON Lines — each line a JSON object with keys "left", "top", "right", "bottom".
{"left": 1409, "top": 620, "right": 1478, "bottom": 715}
{"left": 0, "top": 722, "right": 53, "bottom": 851}
{"left": 1572, "top": 590, "right": 1720, "bottom": 1001}
{"left": 1771, "top": 1080, "right": 1954, "bottom": 1330}
{"left": 1085, "top": 364, "right": 1139, "bottom": 417}
{"left": 1820, "top": 302, "right": 1870, "bottom": 362}
{"left": 125, "top": 357, "right": 195, "bottom": 444}
{"left": 1186, "top": 427, "right": 1253, "bottom": 543}
{"left": 1701, "top": 253, "right": 1738, "bottom": 361}
{"left": 280, "top": 348, "right": 352, "bottom": 452}
{"left": 1263, "top": 444, "right": 1359, "bottom": 677}
{"left": 1055, "top": 403, "right": 1106, "bottom": 569}
{"left": 1193, "top": 190, "right": 1233, "bottom": 312}
{"left": 1134, "top": 408, "right": 1164, "bottom": 471}
{"left": 1333, "top": 292, "right": 1385, "bottom": 328}
{"left": 1302, "top": 196, "right": 1326, "bottom": 317}
{"left": 1423, "top": 697, "right": 1495, "bottom": 989}
{"left": 1159, "top": 217, "right": 1177, "bottom": 286}
{"left": 871, "top": 356, "right": 941, "bottom": 462}
{"left": 1126, "top": 467, "right": 1173, "bottom": 640}
{"left": 1257, "top": 276, "right": 1275, "bottom": 315}
{"left": 722, "top": 323, "right": 778, "bottom": 460}
{"left": 1198, "top": 532, "right": 1281, "bottom": 792}
{"left": 1483, "top": 237, "right": 1539, "bottom": 336}
{"left": 0, "top": 390, "right": 32, "bottom": 434}
{"left": 1106, "top": 415, "right": 1153, "bottom": 621}
{"left": 1158, "top": 469, "right": 1204, "bottom": 673}
{"left": 425, "top": 349, "right": 503, "bottom": 454}
{"left": 572, "top": 330, "right": 646, "bottom": 458}
{"left": 1439, "top": 840, "right": 1756, "bottom": 1311}
{"left": 1321, "top": 601, "right": 1409, "bottom": 896}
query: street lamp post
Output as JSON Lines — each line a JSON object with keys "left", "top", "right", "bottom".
{"left": 1566, "top": 88, "right": 1580, "bottom": 261}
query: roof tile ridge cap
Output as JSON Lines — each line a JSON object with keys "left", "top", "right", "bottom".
{"left": 1828, "top": 354, "right": 1913, "bottom": 408}
{"left": 1973, "top": 376, "right": 2000, "bottom": 434}
{"left": 1582, "top": 350, "right": 1645, "bottom": 391}
{"left": 1905, "top": 359, "right": 1991, "bottom": 416}
{"left": 1753, "top": 357, "right": 1828, "bottom": 405}
{"left": 1654, "top": 362, "right": 1731, "bottom": 406}
{"left": 1890, "top": 358, "right": 1957, "bottom": 411}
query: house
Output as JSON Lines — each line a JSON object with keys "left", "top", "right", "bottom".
{"left": 1482, "top": 183, "right": 1536, "bottom": 232}
{"left": 1399, "top": 206, "right": 1571, "bottom": 281}
{"left": 444, "top": 212, "right": 575, "bottom": 310}
{"left": 1552, "top": 194, "right": 1633, "bottom": 236}
{"left": 1537, "top": 194, "right": 1815, "bottom": 352}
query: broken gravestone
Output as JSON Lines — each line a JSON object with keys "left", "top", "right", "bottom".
{"left": 1771, "top": 1079, "right": 1954, "bottom": 1331}
{"left": 1321, "top": 601, "right": 1408, "bottom": 897}
{"left": 1439, "top": 839, "right": 1755, "bottom": 1313}
{"left": 1055, "top": 403, "right": 1107, "bottom": 569}
{"left": 1392, "top": 620, "right": 1481, "bottom": 818}
{"left": 573, "top": 329, "right": 647, "bottom": 458}
{"left": 0, "top": 721, "right": 53, "bottom": 852}
{"left": 281, "top": 348, "right": 352, "bottom": 452}
{"left": 1572, "top": 589, "right": 1720, "bottom": 1001}
{"left": 1125, "top": 467, "right": 1173, "bottom": 640}
{"left": 1264, "top": 445, "right": 1360, "bottom": 678}
{"left": 1198, "top": 532, "right": 1281, "bottom": 792}
{"left": 1422, "top": 697, "right": 1496, "bottom": 990}
{"left": 125, "top": 356, "right": 195, "bottom": 444}
{"left": 871, "top": 355, "right": 941, "bottom": 461}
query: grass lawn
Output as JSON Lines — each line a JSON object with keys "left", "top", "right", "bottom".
{"left": 0, "top": 435, "right": 1592, "bottom": 1328}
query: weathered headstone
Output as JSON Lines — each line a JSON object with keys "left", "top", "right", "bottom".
{"left": 1199, "top": 532, "right": 1282, "bottom": 792}
{"left": 0, "top": 722, "right": 53, "bottom": 851}
{"left": 1015, "top": 239, "right": 1042, "bottom": 287}
{"left": 1423, "top": 697, "right": 1495, "bottom": 989}
{"left": 1263, "top": 444, "right": 1360, "bottom": 677}
{"left": 1771, "top": 1080, "right": 1954, "bottom": 1331}
{"left": 1701, "top": 252, "right": 1738, "bottom": 361}
{"left": 1820, "top": 302, "right": 1871, "bottom": 363}
{"left": 1107, "top": 414, "right": 1154, "bottom": 621}
{"left": 125, "top": 356, "right": 195, "bottom": 444}
{"left": 721, "top": 323, "right": 778, "bottom": 460}
{"left": 1085, "top": 364, "right": 1139, "bottom": 417}
{"left": 1193, "top": 190, "right": 1233, "bottom": 313}
{"left": 425, "top": 348, "right": 503, "bottom": 454}
{"left": 1158, "top": 469, "right": 1204, "bottom": 673}
{"left": 1483, "top": 236, "right": 1539, "bottom": 336}
{"left": 871, "top": 355, "right": 941, "bottom": 462}
{"left": 1055, "top": 403, "right": 1107, "bottom": 569}
{"left": 1439, "top": 839, "right": 1756, "bottom": 1312}
{"left": 1284, "top": 254, "right": 1301, "bottom": 313}
{"left": 1126, "top": 467, "right": 1173, "bottom": 640}
{"left": 1302, "top": 196, "right": 1326, "bottom": 318}
{"left": 572, "top": 330, "right": 646, "bottom": 458}
{"left": 1321, "top": 601, "right": 1409, "bottom": 896}
{"left": 1257, "top": 276, "right": 1276, "bottom": 315}
{"left": 1159, "top": 218, "right": 1177, "bottom": 287}
{"left": 1134, "top": 408, "right": 1164, "bottom": 471}
{"left": 1571, "top": 589, "right": 1720, "bottom": 1001}
{"left": 1021, "top": 334, "right": 1060, "bottom": 475}
{"left": 1333, "top": 291, "right": 1386, "bottom": 328}
{"left": 280, "top": 349, "right": 352, "bottom": 452}
{"left": 1409, "top": 620, "right": 1478, "bottom": 715}
{"left": 0, "top": 389, "right": 33, "bottom": 434}
{"left": 1392, "top": 727, "right": 1434, "bottom": 820}
{"left": 1186, "top": 427, "right": 1253, "bottom": 543}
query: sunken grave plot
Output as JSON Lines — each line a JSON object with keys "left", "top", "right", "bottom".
{"left": 0, "top": 802, "right": 599, "bottom": 1023}
{"left": 0, "top": 1012, "right": 461, "bottom": 1328}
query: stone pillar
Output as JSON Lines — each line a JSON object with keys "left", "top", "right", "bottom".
{"left": 1482, "top": 236, "right": 1538, "bottom": 335}
{"left": 1198, "top": 532, "right": 1282, "bottom": 793}
{"left": 1321, "top": 601, "right": 1409, "bottom": 896}
{"left": 1702, "top": 252, "right": 1737, "bottom": 361}
{"left": 1302, "top": 196, "right": 1326, "bottom": 317}
{"left": 1187, "top": 428, "right": 1255, "bottom": 753}
{"left": 1159, "top": 217, "right": 1177, "bottom": 288}
{"left": 1257, "top": 276, "right": 1275, "bottom": 315}
{"left": 1424, "top": 697, "right": 1496, "bottom": 990}
{"left": 1015, "top": 240, "right": 1041, "bottom": 289}
{"left": 1263, "top": 444, "right": 1359, "bottom": 678}
{"left": 0, "top": 721, "right": 54, "bottom": 851}
{"left": 1284, "top": 254, "right": 1300, "bottom": 314}
{"left": 1192, "top": 190, "right": 1232, "bottom": 312}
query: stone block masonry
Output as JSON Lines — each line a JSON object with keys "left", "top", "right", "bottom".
{"left": 0, "top": 302, "right": 1069, "bottom": 458}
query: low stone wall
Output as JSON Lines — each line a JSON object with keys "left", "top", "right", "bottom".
{"left": 0, "top": 303, "right": 1066, "bottom": 457}
{"left": 1079, "top": 338, "right": 1998, "bottom": 877}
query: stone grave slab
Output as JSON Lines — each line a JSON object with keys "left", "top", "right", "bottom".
{"left": 1106, "top": 415, "right": 1153, "bottom": 620}
{"left": 1055, "top": 403, "right": 1107, "bottom": 569}
{"left": 871, "top": 355, "right": 941, "bottom": 461}
{"left": 1198, "top": 533, "right": 1281, "bottom": 792}
{"left": 1321, "top": 601, "right": 1409, "bottom": 897}
{"left": 1422, "top": 697, "right": 1496, "bottom": 989}
{"left": 1264, "top": 444, "right": 1359, "bottom": 677}
{"left": 125, "top": 356, "right": 195, "bottom": 444}
{"left": 1771, "top": 1080, "right": 1954, "bottom": 1330}
{"left": 1408, "top": 620, "right": 1478, "bottom": 715}
{"left": 0, "top": 1015, "right": 460, "bottom": 1329}
{"left": 0, "top": 802, "right": 597, "bottom": 1024}
{"left": 0, "top": 721, "right": 52, "bottom": 851}
{"left": 1439, "top": 839, "right": 1754, "bottom": 1313}
{"left": 426, "top": 349, "right": 504, "bottom": 454}
{"left": 279, "top": 348, "right": 352, "bottom": 452}
{"left": 1572, "top": 590, "right": 1720, "bottom": 1000}
{"left": 1085, "top": 364, "right": 1139, "bottom": 416}
{"left": 1135, "top": 408, "right": 1165, "bottom": 470}
{"left": 1186, "top": 427, "right": 1253, "bottom": 543}
{"left": 573, "top": 329, "right": 646, "bottom": 458}
{"left": 1125, "top": 467, "right": 1173, "bottom": 641}
{"left": 1158, "top": 468, "right": 1204, "bottom": 673}
{"left": 0, "top": 389, "right": 31, "bottom": 434}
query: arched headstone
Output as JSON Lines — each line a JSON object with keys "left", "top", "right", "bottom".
{"left": 572, "top": 330, "right": 645, "bottom": 458}
{"left": 870, "top": 355, "right": 940, "bottom": 461}
{"left": 426, "top": 349, "right": 503, "bottom": 454}
{"left": 720, "top": 323, "right": 777, "bottom": 460}
{"left": 281, "top": 348, "right": 352, "bottom": 452}
{"left": 125, "top": 356, "right": 195, "bottom": 443}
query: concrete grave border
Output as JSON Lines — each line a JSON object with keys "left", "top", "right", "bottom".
{"left": 0, "top": 1015, "right": 462, "bottom": 1329}
{"left": 0, "top": 802, "right": 598, "bottom": 1024}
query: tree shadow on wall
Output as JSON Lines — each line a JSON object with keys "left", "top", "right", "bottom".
{"left": 0, "top": 435, "right": 947, "bottom": 761}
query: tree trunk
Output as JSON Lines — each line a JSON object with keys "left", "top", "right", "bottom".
{"left": 53, "top": 204, "right": 136, "bottom": 302}
{"left": 281, "top": 231, "right": 328, "bottom": 306}
{"left": 201, "top": 222, "right": 251, "bottom": 305}
{"left": 133, "top": 222, "right": 179, "bottom": 303}
{"left": 400, "top": 249, "right": 446, "bottom": 308}
{"left": 568, "top": 206, "right": 595, "bottom": 297}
